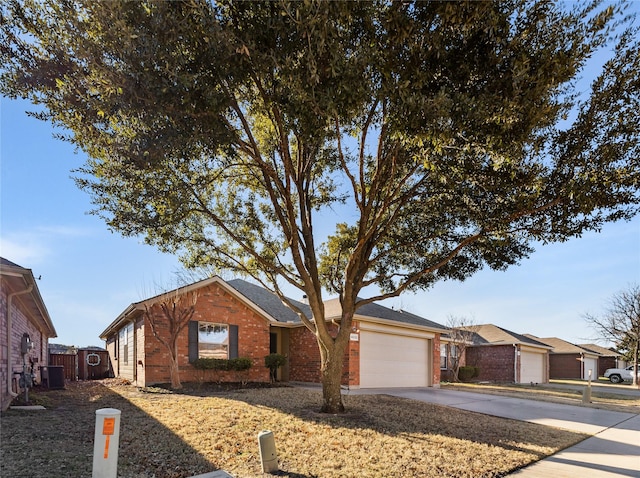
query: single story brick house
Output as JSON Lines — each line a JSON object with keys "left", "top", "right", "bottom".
{"left": 525, "top": 335, "right": 601, "bottom": 380}
{"left": 1, "top": 257, "right": 57, "bottom": 410}
{"left": 462, "top": 324, "right": 551, "bottom": 384}
{"left": 578, "top": 343, "right": 627, "bottom": 378}
{"left": 99, "top": 277, "right": 447, "bottom": 388}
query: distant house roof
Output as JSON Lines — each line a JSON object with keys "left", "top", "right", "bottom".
{"left": 0, "top": 257, "right": 57, "bottom": 338}
{"left": 524, "top": 335, "right": 600, "bottom": 355}
{"left": 465, "top": 324, "right": 551, "bottom": 349}
{"left": 577, "top": 343, "right": 621, "bottom": 357}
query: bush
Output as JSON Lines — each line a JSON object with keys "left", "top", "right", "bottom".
{"left": 230, "top": 357, "right": 252, "bottom": 371}
{"left": 265, "top": 353, "right": 287, "bottom": 382}
{"left": 192, "top": 357, "right": 252, "bottom": 372}
{"left": 458, "top": 366, "right": 479, "bottom": 382}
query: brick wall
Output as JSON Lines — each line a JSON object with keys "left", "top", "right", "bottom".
{"left": 466, "top": 344, "right": 515, "bottom": 382}
{"left": 288, "top": 323, "right": 354, "bottom": 386}
{"left": 1, "top": 280, "right": 50, "bottom": 410}
{"left": 597, "top": 357, "right": 617, "bottom": 377}
{"left": 139, "top": 281, "right": 271, "bottom": 386}
{"left": 549, "top": 354, "right": 581, "bottom": 379}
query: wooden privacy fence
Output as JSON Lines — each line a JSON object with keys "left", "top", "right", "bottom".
{"left": 49, "top": 353, "right": 78, "bottom": 381}
{"left": 77, "top": 349, "right": 111, "bottom": 380}
{"left": 49, "top": 350, "right": 112, "bottom": 381}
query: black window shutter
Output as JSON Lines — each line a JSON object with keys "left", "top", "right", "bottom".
{"left": 188, "top": 321, "right": 199, "bottom": 363}
{"left": 229, "top": 325, "right": 239, "bottom": 359}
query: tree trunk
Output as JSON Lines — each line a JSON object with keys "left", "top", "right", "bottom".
{"left": 319, "top": 340, "right": 346, "bottom": 413}
{"left": 169, "top": 343, "right": 182, "bottom": 389}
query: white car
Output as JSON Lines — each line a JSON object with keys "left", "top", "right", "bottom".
{"left": 604, "top": 365, "right": 639, "bottom": 383}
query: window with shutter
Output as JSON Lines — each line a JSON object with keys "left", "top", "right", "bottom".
{"left": 189, "top": 321, "right": 239, "bottom": 361}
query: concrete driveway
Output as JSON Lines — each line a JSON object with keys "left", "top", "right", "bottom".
{"left": 346, "top": 387, "right": 640, "bottom": 477}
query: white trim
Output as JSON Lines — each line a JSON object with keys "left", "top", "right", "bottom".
{"left": 86, "top": 353, "right": 101, "bottom": 366}
{"left": 358, "top": 319, "right": 437, "bottom": 338}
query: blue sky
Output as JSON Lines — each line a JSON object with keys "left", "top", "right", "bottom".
{"left": 2, "top": 95, "right": 638, "bottom": 349}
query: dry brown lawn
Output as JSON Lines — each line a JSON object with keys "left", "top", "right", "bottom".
{"left": 1, "top": 380, "right": 587, "bottom": 478}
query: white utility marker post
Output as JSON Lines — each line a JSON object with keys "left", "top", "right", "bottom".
{"left": 258, "top": 430, "right": 278, "bottom": 473}
{"left": 583, "top": 369, "right": 592, "bottom": 403}
{"left": 92, "top": 408, "right": 121, "bottom": 478}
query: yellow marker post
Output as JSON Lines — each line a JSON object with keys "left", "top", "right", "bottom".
{"left": 92, "top": 408, "right": 121, "bottom": 478}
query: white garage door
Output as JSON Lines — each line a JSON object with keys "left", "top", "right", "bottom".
{"left": 583, "top": 357, "right": 598, "bottom": 380}
{"left": 360, "top": 330, "right": 430, "bottom": 388}
{"left": 520, "top": 351, "right": 545, "bottom": 384}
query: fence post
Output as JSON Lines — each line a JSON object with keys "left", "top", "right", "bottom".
{"left": 92, "top": 408, "right": 121, "bottom": 478}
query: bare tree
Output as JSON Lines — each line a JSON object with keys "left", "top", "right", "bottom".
{"left": 446, "top": 316, "right": 479, "bottom": 382}
{"left": 144, "top": 285, "right": 199, "bottom": 389}
{"left": 584, "top": 284, "right": 640, "bottom": 387}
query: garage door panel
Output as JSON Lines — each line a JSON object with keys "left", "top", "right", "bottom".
{"left": 583, "top": 358, "right": 598, "bottom": 380}
{"left": 520, "top": 351, "right": 544, "bottom": 384}
{"left": 360, "top": 330, "right": 430, "bottom": 388}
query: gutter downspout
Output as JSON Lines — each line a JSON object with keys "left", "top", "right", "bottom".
{"left": 132, "top": 320, "right": 137, "bottom": 384}
{"left": 7, "top": 285, "right": 34, "bottom": 398}
{"left": 513, "top": 344, "right": 518, "bottom": 383}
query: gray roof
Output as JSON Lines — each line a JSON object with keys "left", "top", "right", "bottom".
{"left": 525, "top": 335, "right": 601, "bottom": 355}
{"left": 226, "top": 279, "right": 310, "bottom": 323}
{"left": 578, "top": 344, "right": 622, "bottom": 357}
{"left": 228, "top": 279, "right": 446, "bottom": 331}
{"left": 324, "top": 298, "right": 447, "bottom": 331}
{"left": 468, "top": 324, "right": 551, "bottom": 349}
{"left": 1, "top": 257, "right": 23, "bottom": 268}
{"left": 102, "top": 276, "right": 447, "bottom": 337}
{"left": 0, "top": 257, "right": 57, "bottom": 338}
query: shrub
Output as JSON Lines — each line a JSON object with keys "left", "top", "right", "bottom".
{"left": 458, "top": 366, "right": 478, "bottom": 382}
{"left": 192, "top": 357, "right": 252, "bottom": 372}
{"left": 230, "top": 357, "right": 252, "bottom": 372}
{"left": 265, "top": 353, "right": 287, "bottom": 382}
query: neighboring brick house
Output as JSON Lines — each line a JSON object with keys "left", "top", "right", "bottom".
{"left": 1, "top": 257, "right": 57, "bottom": 411}
{"left": 99, "top": 277, "right": 447, "bottom": 389}
{"left": 462, "top": 325, "right": 551, "bottom": 384}
{"left": 525, "top": 335, "right": 601, "bottom": 380}
{"left": 578, "top": 343, "right": 627, "bottom": 377}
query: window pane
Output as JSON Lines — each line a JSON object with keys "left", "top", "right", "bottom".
{"left": 440, "top": 355, "right": 447, "bottom": 369}
{"left": 199, "top": 323, "right": 228, "bottom": 344}
{"left": 198, "top": 323, "right": 228, "bottom": 359}
{"left": 440, "top": 344, "right": 447, "bottom": 369}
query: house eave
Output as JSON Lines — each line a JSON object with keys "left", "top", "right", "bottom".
{"left": 99, "top": 276, "right": 290, "bottom": 340}
{"left": 0, "top": 262, "right": 57, "bottom": 338}
{"left": 99, "top": 303, "right": 141, "bottom": 340}
{"left": 351, "top": 314, "right": 448, "bottom": 334}
{"left": 469, "top": 341, "right": 552, "bottom": 350}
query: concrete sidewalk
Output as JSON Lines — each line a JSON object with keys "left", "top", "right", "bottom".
{"left": 345, "top": 387, "right": 640, "bottom": 477}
